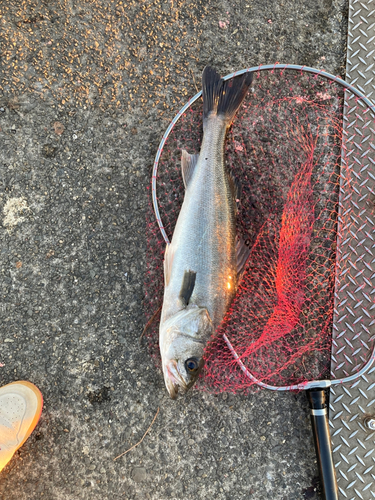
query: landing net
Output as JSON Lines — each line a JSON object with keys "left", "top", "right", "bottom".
{"left": 144, "top": 66, "right": 375, "bottom": 393}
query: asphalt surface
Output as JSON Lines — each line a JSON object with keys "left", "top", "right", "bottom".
{"left": 0, "top": 1, "right": 348, "bottom": 499}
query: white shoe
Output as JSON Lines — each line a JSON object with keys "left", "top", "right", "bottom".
{"left": 0, "top": 381, "right": 43, "bottom": 472}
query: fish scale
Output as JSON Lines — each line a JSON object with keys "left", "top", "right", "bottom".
{"left": 163, "top": 117, "right": 237, "bottom": 326}
{"left": 159, "top": 66, "right": 253, "bottom": 398}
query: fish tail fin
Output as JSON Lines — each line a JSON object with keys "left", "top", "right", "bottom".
{"left": 202, "top": 66, "right": 253, "bottom": 128}
{"left": 218, "top": 71, "right": 253, "bottom": 126}
{"left": 202, "top": 66, "right": 223, "bottom": 122}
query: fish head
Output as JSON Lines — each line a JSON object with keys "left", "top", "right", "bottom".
{"left": 159, "top": 307, "right": 214, "bottom": 399}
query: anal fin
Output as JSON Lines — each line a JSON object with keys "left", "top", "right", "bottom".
{"left": 228, "top": 171, "right": 242, "bottom": 212}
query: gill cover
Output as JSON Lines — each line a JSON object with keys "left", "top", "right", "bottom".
{"left": 160, "top": 307, "right": 214, "bottom": 399}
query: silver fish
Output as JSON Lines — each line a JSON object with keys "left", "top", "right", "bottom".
{"left": 159, "top": 67, "right": 253, "bottom": 398}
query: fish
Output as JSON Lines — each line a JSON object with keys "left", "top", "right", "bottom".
{"left": 159, "top": 66, "right": 253, "bottom": 399}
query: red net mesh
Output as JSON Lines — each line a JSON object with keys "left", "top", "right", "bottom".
{"left": 144, "top": 68, "right": 375, "bottom": 393}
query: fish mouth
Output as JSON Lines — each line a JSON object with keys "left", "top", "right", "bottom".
{"left": 164, "top": 361, "right": 188, "bottom": 400}
{"left": 164, "top": 375, "right": 179, "bottom": 400}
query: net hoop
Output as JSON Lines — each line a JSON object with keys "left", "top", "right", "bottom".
{"left": 150, "top": 63, "right": 375, "bottom": 390}
{"left": 223, "top": 335, "right": 375, "bottom": 391}
{"left": 152, "top": 63, "right": 375, "bottom": 246}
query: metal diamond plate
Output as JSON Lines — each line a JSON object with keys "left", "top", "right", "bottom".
{"left": 330, "top": 1, "right": 375, "bottom": 498}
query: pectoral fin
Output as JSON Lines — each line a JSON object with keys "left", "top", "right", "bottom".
{"left": 179, "top": 270, "right": 197, "bottom": 306}
{"left": 181, "top": 150, "right": 199, "bottom": 189}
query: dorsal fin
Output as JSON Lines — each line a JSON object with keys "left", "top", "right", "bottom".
{"left": 179, "top": 270, "right": 196, "bottom": 306}
{"left": 236, "top": 235, "right": 251, "bottom": 281}
{"left": 181, "top": 150, "right": 199, "bottom": 188}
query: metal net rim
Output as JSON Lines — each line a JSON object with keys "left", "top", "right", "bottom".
{"left": 150, "top": 63, "right": 375, "bottom": 390}
{"left": 152, "top": 63, "right": 375, "bottom": 246}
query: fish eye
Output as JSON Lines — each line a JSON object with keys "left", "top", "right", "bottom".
{"left": 185, "top": 358, "right": 199, "bottom": 372}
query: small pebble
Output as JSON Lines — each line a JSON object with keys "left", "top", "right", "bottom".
{"left": 132, "top": 467, "right": 147, "bottom": 482}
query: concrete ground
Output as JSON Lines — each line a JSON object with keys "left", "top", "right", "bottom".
{"left": 0, "top": 0, "right": 348, "bottom": 499}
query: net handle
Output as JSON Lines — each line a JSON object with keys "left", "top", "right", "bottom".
{"left": 307, "top": 389, "right": 339, "bottom": 500}
{"left": 223, "top": 334, "right": 375, "bottom": 391}
{"left": 152, "top": 63, "right": 375, "bottom": 245}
